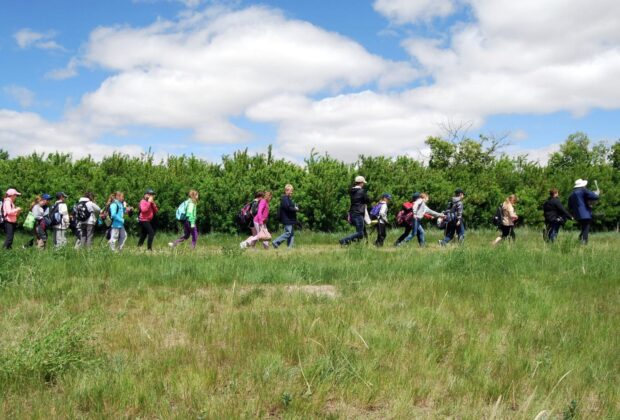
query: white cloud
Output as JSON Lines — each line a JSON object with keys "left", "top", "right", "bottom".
{"left": 3, "top": 85, "right": 36, "bottom": 108}
{"left": 373, "top": 0, "right": 457, "bottom": 23}
{"left": 13, "top": 29, "right": 65, "bottom": 50}
{"left": 0, "top": 109, "right": 143, "bottom": 159}
{"left": 67, "top": 6, "right": 416, "bottom": 143}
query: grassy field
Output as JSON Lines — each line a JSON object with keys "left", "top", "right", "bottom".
{"left": 1, "top": 227, "right": 619, "bottom": 418}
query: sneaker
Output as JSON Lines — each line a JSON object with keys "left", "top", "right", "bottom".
{"left": 168, "top": 242, "right": 174, "bottom": 247}
{"left": 239, "top": 241, "right": 247, "bottom": 249}
{"left": 272, "top": 242, "right": 279, "bottom": 249}
{"left": 438, "top": 240, "right": 444, "bottom": 247}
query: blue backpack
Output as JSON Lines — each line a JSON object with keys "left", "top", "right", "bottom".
{"left": 176, "top": 199, "right": 190, "bottom": 221}
{"left": 369, "top": 202, "right": 383, "bottom": 220}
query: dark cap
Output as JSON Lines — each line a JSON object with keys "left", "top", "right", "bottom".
{"left": 41, "top": 193, "right": 52, "bottom": 200}
{"left": 455, "top": 188, "right": 465, "bottom": 196}
{"left": 145, "top": 188, "right": 156, "bottom": 195}
{"left": 56, "top": 192, "right": 68, "bottom": 199}
{"left": 382, "top": 193, "right": 393, "bottom": 200}
{"left": 411, "top": 192, "right": 421, "bottom": 200}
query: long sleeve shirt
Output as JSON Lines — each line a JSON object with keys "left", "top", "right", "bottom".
{"left": 186, "top": 200, "right": 197, "bottom": 226}
{"left": 138, "top": 199, "right": 158, "bottom": 222}
{"left": 377, "top": 201, "right": 388, "bottom": 224}
{"left": 413, "top": 199, "right": 443, "bottom": 219}
{"left": 253, "top": 199, "right": 270, "bottom": 225}
{"left": 53, "top": 201, "right": 70, "bottom": 230}
{"left": 501, "top": 202, "right": 517, "bottom": 226}
{"left": 2, "top": 198, "right": 20, "bottom": 223}
{"left": 109, "top": 200, "right": 125, "bottom": 228}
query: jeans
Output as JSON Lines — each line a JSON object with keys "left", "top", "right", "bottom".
{"left": 109, "top": 227, "right": 127, "bottom": 251}
{"left": 340, "top": 214, "right": 365, "bottom": 245}
{"left": 578, "top": 220, "right": 591, "bottom": 244}
{"left": 53, "top": 228, "right": 67, "bottom": 248}
{"left": 404, "top": 219, "right": 426, "bottom": 246}
{"left": 3, "top": 222, "right": 16, "bottom": 249}
{"left": 273, "top": 224, "right": 295, "bottom": 248}
{"left": 173, "top": 220, "right": 198, "bottom": 248}
{"left": 138, "top": 220, "right": 156, "bottom": 250}
{"left": 546, "top": 221, "right": 562, "bottom": 242}
{"left": 440, "top": 221, "right": 464, "bottom": 245}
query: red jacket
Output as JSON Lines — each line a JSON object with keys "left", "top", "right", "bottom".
{"left": 138, "top": 199, "right": 158, "bottom": 222}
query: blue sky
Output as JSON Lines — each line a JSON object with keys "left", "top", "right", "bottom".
{"left": 1, "top": 0, "right": 618, "bottom": 162}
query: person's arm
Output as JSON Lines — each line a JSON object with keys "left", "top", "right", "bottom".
{"left": 424, "top": 204, "right": 443, "bottom": 218}
{"left": 139, "top": 199, "right": 150, "bottom": 214}
{"left": 110, "top": 203, "right": 123, "bottom": 223}
{"left": 60, "top": 203, "right": 70, "bottom": 224}
{"left": 586, "top": 190, "right": 600, "bottom": 201}
{"left": 255, "top": 200, "right": 267, "bottom": 224}
{"left": 4, "top": 199, "right": 20, "bottom": 216}
{"left": 556, "top": 200, "right": 573, "bottom": 220}
{"left": 379, "top": 203, "right": 388, "bottom": 221}
{"left": 90, "top": 202, "right": 101, "bottom": 214}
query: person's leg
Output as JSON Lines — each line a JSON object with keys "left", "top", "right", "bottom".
{"left": 3, "top": 222, "right": 15, "bottom": 249}
{"left": 36, "top": 225, "right": 46, "bottom": 249}
{"left": 137, "top": 222, "right": 147, "bottom": 247}
{"left": 458, "top": 221, "right": 466, "bottom": 244}
{"left": 273, "top": 224, "right": 292, "bottom": 248}
{"left": 509, "top": 226, "right": 516, "bottom": 241}
{"left": 109, "top": 228, "right": 119, "bottom": 251}
{"left": 86, "top": 224, "right": 95, "bottom": 248}
{"left": 53, "top": 229, "right": 59, "bottom": 247}
{"left": 190, "top": 225, "right": 198, "bottom": 249}
{"left": 417, "top": 224, "right": 426, "bottom": 247}
{"left": 145, "top": 221, "right": 155, "bottom": 250}
{"left": 440, "top": 223, "right": 455, "bottom": 245}
{"left": 118, "top": 227, "right": 127, "bottom": 250}
{"left": 549, "top": 222, "right": 559, "bottom": 242}
{"left": 375, "top": 223, "right": 386, "bottom": 246}
{"left": 286, "top": 225, "right": 295, "bottom": 248}
{"left": 173, "top": 221, "right": 191, "bottom": 246}
{"left": 580, "top": 220, "right": 591, "bottom": 244}
{"left": 340, "top": 216, "right": 365, "bottom": 244}
{"left": 396, "top": 226, "right": 412, "bottom": 245}
{"left": 57, "top": 229, "right": 67, "bottom": 248}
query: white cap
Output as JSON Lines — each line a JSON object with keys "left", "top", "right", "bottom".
{"left": 355, "top": 176, "right": 367, "bottom": 184}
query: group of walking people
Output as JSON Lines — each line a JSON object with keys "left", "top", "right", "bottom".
{"left": 1, "top": 176, "right": 602, "bottom": 251}
{"left": 339, "top": 176, "right": 601, "bottom": 247}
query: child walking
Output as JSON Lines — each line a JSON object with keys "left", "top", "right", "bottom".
{"left": 374, "top": 193, "right": 392, "bottom": 247}
{"left": 240, "top": 191, "right": 272, "bottom": 249}
{"left": 169, "top": 190, "right": 199, "bottom": 249}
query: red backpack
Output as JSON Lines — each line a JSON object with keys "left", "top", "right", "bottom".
{"left": 396, "top": 202, "right": 413, "bottom": 226}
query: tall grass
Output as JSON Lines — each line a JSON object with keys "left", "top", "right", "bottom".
{"left": 1, "top": 228, "right": 619, "bottom": 418}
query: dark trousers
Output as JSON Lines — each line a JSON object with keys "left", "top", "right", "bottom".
{"left": 3, "top": 222, "right": 16, "bottom": 249}
{"left": 375, "top": 223, "right": 387, "bottom": 247}
{"left": 578, "top": 220, "right": 591, "bottom": 244}
{"left": 340, "top": 215, "right": 365, "bottom": 245}
{"left": 396, "top": 225, "right": 413, "bottom": 244}
{"left": 545, "top": 221, "right": 562, "bottom": 242}
{"left": 138, "top": 221, "right": 156, "bottom": 250}
{"left": 500, "top": 225, "right": 516, "bottom": 241}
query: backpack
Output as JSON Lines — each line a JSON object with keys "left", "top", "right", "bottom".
{"left": 443, "top": 201, "right": 459, "bottom": 224}
{"left": 23, "top": 212, "right": 36, "bottom": 230}
{"left": 369, "top": 202, "right": 383, "bottom": 220}
{"left": 396, "top": 202, "right": 413, "bottom": 227}
{"left": 75, "top": 201, "right": 92, "bottom": 222}
{"left": 237, "top": 199, "right": 259, "bottom": 226}
{"left": 492, "top": 204, "right": 503, "bottom": 227}
{"left": 176, "top": 199, "right": 190, "bottom": 221}
{"left": 48, "top": 203, "right": 62, "bottom": 226}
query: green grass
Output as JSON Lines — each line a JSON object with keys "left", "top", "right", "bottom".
{"left": 1, "top": 227, "right": 619, "bottom": 418}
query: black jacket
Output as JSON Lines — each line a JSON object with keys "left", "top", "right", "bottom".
{"left": 349, "top": 186, "right": 370, "bottom": 216}
{"left": 543, "top": 197, "right": 572, "bottom": 223}
{"left": 278, "top": 195, "right": 298, "bottom": 225}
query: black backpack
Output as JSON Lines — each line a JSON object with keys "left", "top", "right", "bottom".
{"left": 48, "top": 203, "right": 62, "bottom": 226}
{"left": 492, "top": 204, "right": 503, "bottom": 227}
{"left": 75, "top": 201, "right": 92, "bottom": 222}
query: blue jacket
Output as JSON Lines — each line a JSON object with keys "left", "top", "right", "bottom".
{"left": 278, "top": 195, "right": 298, "bottom": 225}
{"left": 568, "top": 188, "right": 599, "bottom": 221}
{"left": 109, "top": 200, "right": 125, "bottom": 228}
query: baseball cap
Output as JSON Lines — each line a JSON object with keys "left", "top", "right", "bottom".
{"left": 354, "top": 176, "right": 367, "bottom": 184}
{"left": 6, "top": 188, "right": 21, "bottom": 196}
{"left": 56, "top": 192, "right": 68, "bottom": 199}
{"left": 41, "top": 193, "right": 52, "bottom": 200}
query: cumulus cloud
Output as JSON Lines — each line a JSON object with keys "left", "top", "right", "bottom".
{"left": 373, "top": 0, "right": 457, "bottom": 23}
{"left": 13, "top": 29, "right": 65, "bottom": 50}
{"left": 3, "top": 85, "right": 36, "bottom": 108}
{"left": 0, "top": 109, "right": 143, "bottom": 159}
{"left": 65, "top": 6, "right": 415, "bottom": 144}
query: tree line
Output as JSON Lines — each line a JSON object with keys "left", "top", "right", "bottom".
{"left": 0, "top": 132, "right": 618, "bottom": 233}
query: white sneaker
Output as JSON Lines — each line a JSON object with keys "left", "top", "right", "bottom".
{"left": 240, "top": 241, "right": 247, "bottom": 249}
{"left": 168, "top": 242, "right": 174, "bottom": 248}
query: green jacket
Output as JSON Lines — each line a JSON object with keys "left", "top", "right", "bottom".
{"left": 186, "top": 200, "right": 197, "bottom": 226}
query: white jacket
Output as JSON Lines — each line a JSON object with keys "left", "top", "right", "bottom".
{"left": 53, "top": 201, "right": 70, "bottom": 230}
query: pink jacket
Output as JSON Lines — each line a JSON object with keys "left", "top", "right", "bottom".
{"left": 253, "top": 199, "right": 270, "bottom": 225}
{"left": 2, "top": 198, "right": 20, "bottom": 223}
{"left": 138, "top": 199, "right": 158, "bottom": 222}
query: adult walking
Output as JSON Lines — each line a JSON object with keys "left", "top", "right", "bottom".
{"left": 76, "top": 192, "right": 101, "bottom": 248}
{"left": 339, "top": 176, "right": 370, "bottom": 246}
{"left": 439, "top": 188, "right": 465, "bottom": 246}
{"left": 543, "top": 188, "right": 573, "bottom": 242}
{"left": 52, "top": 192, "right": 70, "bottom": 248}
{"left": 137, "top": 189, "right": 158, "bottom": 251}
{"left": 2, "top": 188, "right": 22, "bottom": 250}
{"left": 404, "top": 193, "right": 443, "bottom": 247}
{"left": 493, "top": 194, "right": 518, "bottom": 245}
{"left": 273, "top": 184, "right": 299, "bottom": 249}
{"left": 169, "top": 190, "right": 200, "bottom": 249}
{"left": 109, "top": 191, "right": 129, "bottom": 252}
{"left": 568, "top": 179, "right": 600, "bottom": 245}
{"left": 240, "top": 191, "right": 273, "bottom": 249}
